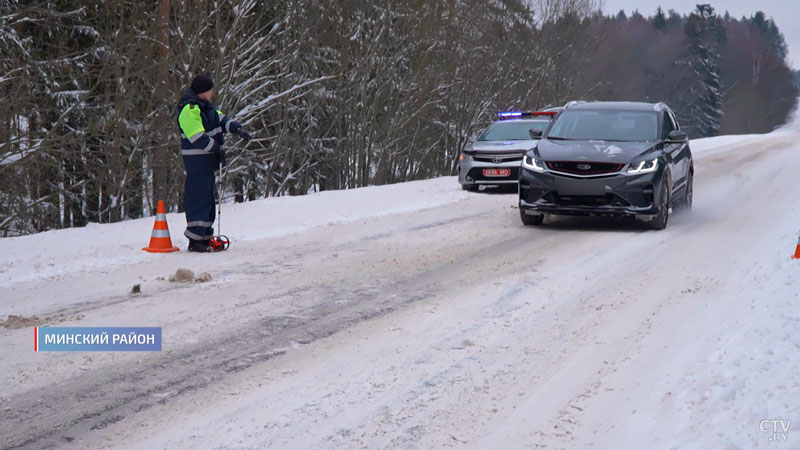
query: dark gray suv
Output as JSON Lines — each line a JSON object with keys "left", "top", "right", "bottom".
{"left": 518, "top": 102, "right": 693, "bottom": 230}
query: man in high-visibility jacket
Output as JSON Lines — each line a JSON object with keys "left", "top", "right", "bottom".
{"left": 177, "top": 75, "right": 251, "bottom": 252}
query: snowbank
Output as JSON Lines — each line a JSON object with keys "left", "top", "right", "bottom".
{"left": 0, "top": 177, "right": 469, "bottom": 287}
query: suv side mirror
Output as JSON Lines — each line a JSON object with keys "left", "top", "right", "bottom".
{"left": 668, "top": 130, "right": 687, "bottom": 142}
{"left": 529, "top": 129, "right": 543, "bottom": 139}
{"left": 468, "top": 135, "right": 477, "bottom": 144}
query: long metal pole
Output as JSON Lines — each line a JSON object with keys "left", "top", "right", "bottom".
{"left": 217, "top": 160, "right": 222, "bottom": 236}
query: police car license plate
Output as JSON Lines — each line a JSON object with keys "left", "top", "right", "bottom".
{"left": 483, "top": 168, "right": 511, "bottom": 177}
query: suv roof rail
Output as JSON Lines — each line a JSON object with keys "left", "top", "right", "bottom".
{"left": 652, "top": 102, "right": 667, "bottom": 111}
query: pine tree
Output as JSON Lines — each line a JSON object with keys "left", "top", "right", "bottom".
{"left": 683, "top": 4, "right": 726, "bottom": 137}
{"left": 748, "top": 12, "right": 788, "bottom": 60}
{"left": 665, "top": 9, "right": 683, "bottom": 30}
{"left": 651, "top": 7, "right": 667, "bottom": 30}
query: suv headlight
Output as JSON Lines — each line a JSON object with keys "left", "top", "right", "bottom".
{"left": 626, "top": 158, "right": 659, "bottom": 174}
{"left": 522, "top": 155, "right": 547, "bottom": 172}
{"left": 460, "top": 153, "right": 472, "bottom": 162}
{"left": 522, "top": 154, "right": 546, "bottom": 172}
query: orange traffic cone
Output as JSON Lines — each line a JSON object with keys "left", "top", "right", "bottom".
{"left": 142, "top": 200, "right": 180, "bottom": 253}
{"left": 793, "top": 235, "right": 800, "bottom": 260}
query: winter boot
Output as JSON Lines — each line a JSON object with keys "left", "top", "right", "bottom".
{"left": 188, "top": 239, "right": 213, "bottom": 253}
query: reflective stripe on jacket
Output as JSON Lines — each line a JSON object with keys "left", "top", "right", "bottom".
{"left": 176, "top": 88, "right": 240, "bottom": 173}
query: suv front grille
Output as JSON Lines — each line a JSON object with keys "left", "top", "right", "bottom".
{"left": 545, "top": 161, "right": 624, "bottom": 176}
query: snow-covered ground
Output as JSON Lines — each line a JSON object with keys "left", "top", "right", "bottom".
{"left": 1, "top": 118, "right": 799, "bottom": 449}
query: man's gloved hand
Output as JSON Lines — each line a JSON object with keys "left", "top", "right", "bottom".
{"left": 216, "top": 147, "right": 227, "bottom": 167}
{"left": 235, "top": 129, "right": 252, "bottom": 142}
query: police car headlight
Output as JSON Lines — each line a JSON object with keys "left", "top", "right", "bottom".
{"left": 522, "top": 155, "right": 546, "bottom": 172}
{"left": 626, "top": 158, "right": 659, "bottom": 174}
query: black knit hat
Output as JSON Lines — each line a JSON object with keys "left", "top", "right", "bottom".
{"left": 190, "top": 75, "right": 214, "bottom": 94}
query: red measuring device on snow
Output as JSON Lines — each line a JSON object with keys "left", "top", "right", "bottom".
{"left": 209, "top": 235, "right": 229, "bottom": 251}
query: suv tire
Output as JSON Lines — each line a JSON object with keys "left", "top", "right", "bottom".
{"left": 646, "top": 176, "right": 670, "bottom": 230}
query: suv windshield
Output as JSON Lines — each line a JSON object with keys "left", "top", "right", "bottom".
{"left": 478, "top": 120, "right": 549, "bottom": 141}
{"left": 547, "top": 110, "right": 658, "bottom": 142}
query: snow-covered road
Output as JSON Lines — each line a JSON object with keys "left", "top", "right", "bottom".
{"left": 2, "top": 122, "right": 800, "bottom": 449}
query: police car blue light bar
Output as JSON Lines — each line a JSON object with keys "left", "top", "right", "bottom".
{"left": 498, "top": 111, "right": 558, "bottom": 119}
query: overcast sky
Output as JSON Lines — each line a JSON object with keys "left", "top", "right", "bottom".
{"left": 601, "top": 0, "right": 800, "bottom": 69}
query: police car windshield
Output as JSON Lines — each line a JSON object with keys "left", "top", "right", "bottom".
{"left": 478, "top": 121, "right": 549, "bottom": 141}
{"left": 548, "top": 110, "right": 658, "bottom": 142}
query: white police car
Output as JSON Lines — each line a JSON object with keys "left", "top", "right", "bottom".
{"left": 458, "top": 111, "right": 558, "bottom": 191}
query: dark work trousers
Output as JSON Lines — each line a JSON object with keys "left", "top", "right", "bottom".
{"left": 184, "top": 170, "right": 216, "bottom": 241}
